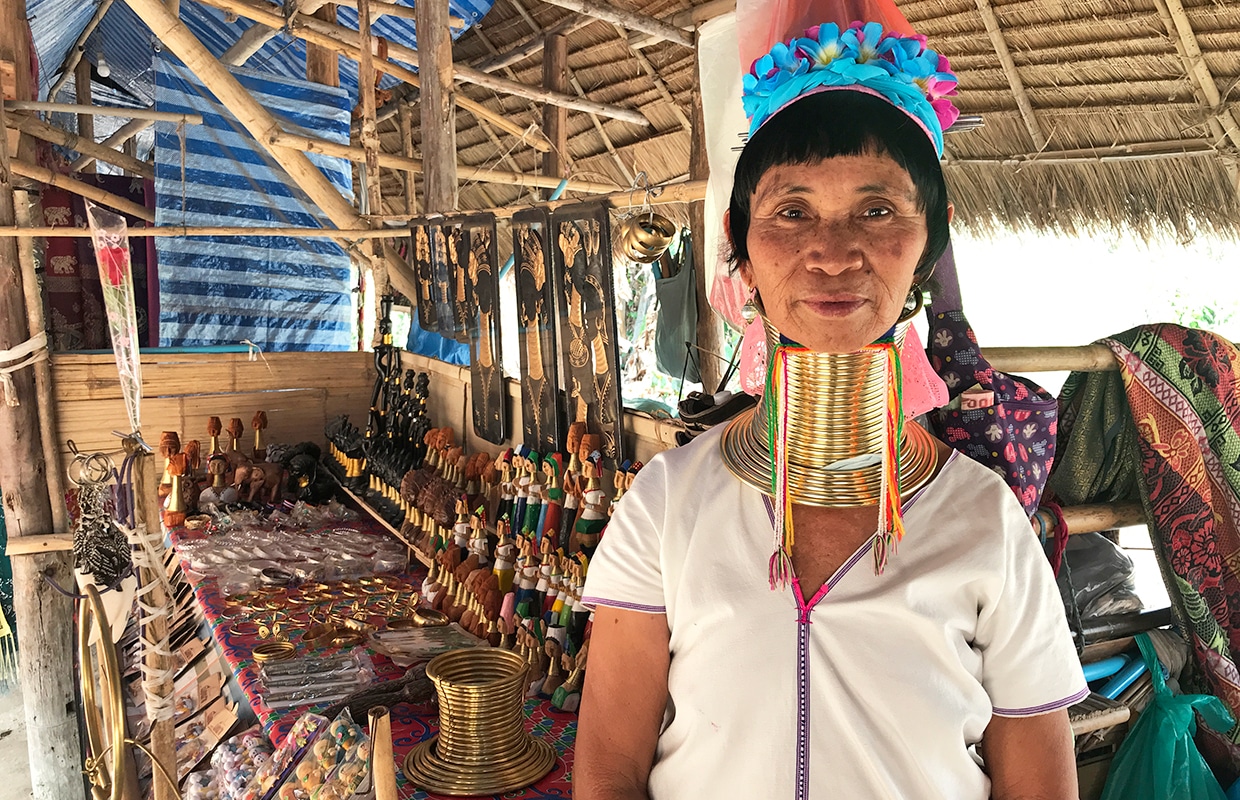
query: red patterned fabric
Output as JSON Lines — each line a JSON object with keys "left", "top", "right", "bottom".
{"left": 41, "top": 176, "right": 155, "bottom": 351}
{"left": 171, "top": 523, "right": 576, "bottom": 799}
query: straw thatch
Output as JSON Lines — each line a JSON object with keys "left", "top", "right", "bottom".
{"left": 372, "top": 0, "right": 1240, "bottom": 241}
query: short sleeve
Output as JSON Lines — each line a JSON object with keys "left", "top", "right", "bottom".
{"left": 976, "top": 496, "right": 1089, "bottom": 717}
{"left": 580, "top": 457, "right": 667, "bottom": 614}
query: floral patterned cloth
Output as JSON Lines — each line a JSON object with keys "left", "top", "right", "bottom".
{"left": 1051, "top": 324, "right": 1240, "bottom": 781}
{"left": 170, "top": 524, "right": 576, "bottom": 799}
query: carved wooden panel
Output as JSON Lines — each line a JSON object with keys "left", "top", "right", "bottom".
{"left": 458, "top": 213, "right": 507, "bottom": 444}
{"left": 512, "top": 207, "right": 565, "bottom": 454}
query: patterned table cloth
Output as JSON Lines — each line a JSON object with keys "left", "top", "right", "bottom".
{"left": 171, "top": 523, "right": 576, "bottom": 799}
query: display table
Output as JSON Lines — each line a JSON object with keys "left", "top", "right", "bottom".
{"left": 171, "top": 522, "right": 576, "bottom": 799}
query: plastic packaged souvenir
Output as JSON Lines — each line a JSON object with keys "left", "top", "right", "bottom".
{"left": 211, "top": 725, "right": 275, "bottom": 800}
{"left": 259, "top": 651, "right": 375, "bottom": 711}
{"left": 254, "top": 712, "right": 328, "bottom": 800}
{"left": 185, "top": 771, "right": 220, "bottom": 800}
{"left": 273, "top": 710, "right": 370, "bottom": 800}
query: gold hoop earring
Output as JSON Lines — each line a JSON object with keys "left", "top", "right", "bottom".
{"left": 898, "top": 284, "right": 924, "bottom": 322}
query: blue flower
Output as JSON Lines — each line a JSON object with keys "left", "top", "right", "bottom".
{"left": 795, "top": 23, "right": 844, "bottom": 66}
{"left": 841, "top": 21, "right": 885, "bottom": 64}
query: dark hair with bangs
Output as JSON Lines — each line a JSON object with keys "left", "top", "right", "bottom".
{"left": 727, "top": 90, "right": 950, "bottom": 286}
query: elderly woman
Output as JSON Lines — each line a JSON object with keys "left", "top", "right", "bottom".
{"left": 574, "top": 12, "right": 1086, "bottom": 800}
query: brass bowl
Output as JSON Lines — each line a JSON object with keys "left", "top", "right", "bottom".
{"left": 413, "top": 608, "right": 449, "bottom": 628}
{"left": 387, "top": 617, "right": 420, "bottom": 631}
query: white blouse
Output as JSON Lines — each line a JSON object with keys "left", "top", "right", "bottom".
{"left": 582, "top": 424, "right": 1088, "bottom": 800}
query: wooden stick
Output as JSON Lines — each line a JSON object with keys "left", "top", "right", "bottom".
{"left": 71, "top": 117, "right": 152, "bottom": 173}
{"left": 47, "top": 0, "right": 115, "bottom": 100}
{"left": 5, "top": 100, "right": 204, "bottom": 124}
{"left": 74, "top": 61, "right": 95, "bottom": 174}
{"left": 332, "top": 0, "right": 468, "bottom": 26}
{"left": 419, "top": 0, "right": 457, "bottom": 212}
{"left": 302, "top": 1, "right": 339, "bottom": 85}
{"left": 985, "top": 345, "right": 1118, "bottom": 374}
{"left": 537, "top": 0, "right": 693, "bottom": 47}
{"left": 398, "top": 105, "right": 416, "bottom": 216}
{"left": 197, "top": 0, "right": 649, "bottom": 127}
{"left": 1152, "top": 0, "right": 1240, "bottom": 156}
{"left": 269, "top": 130, "right": 619, "bottom": 193}
{"left": 1053, "top": 503, "right": 1147, "bottom": 536}
{"left": 9, "top": 159, "right": 155, "bottom": 221}
{"left": 689, "top": 49, "right": 721, "bottom": 392}
{"left": 7, "top": 114, "right": 153, "bottom": 179}
{"left": 357, "top": 0, "right": 382, "bottom": 216}
{"left": 14, "top": 189, "right": 68, "bottom": 535}
{"left": 121, "top": 0, "right": 424, "bottom": 302}
{"left": 541, "top": 32, "right": 568, "bottom": 187}
{"left": 471, "top": 16, "right": 593, "bottom": 74}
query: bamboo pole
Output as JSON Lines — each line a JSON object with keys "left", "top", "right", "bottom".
{"left": 398, "top": 106, "right": 416, "bottom": 216}
{"left": 47, "top": 0, "right": 115, "bottom": 100}
{"left": 418, "top": 0, "right": 457, "bottom": 213}
{"left": 119, "top": 0, "right": 423, "bottom": 302}
{"left": 14, "top": 190, "right": 67, "bottom": 535}
{"left": 223, "top": 0, "right": 331, "bottom": 68}
{"left": 303, "top": 1, "right": 339, "bottom": 85}
{"left": 537, "top": 0, "right": 693, "bottom": 47}
{"left": 689, "top": 55, "right": 721, "bottom": 392}
{"left": 973, "top": 0, "right": 1047, "bottom": 150}
{"left": 1049, "top": 503, "right": 1148, "bottom": 536}
{"left": 71, "top": 117, "right": 153, "bottom": 173}
{"left": 471, "top": 17, "right": 593, "bottom": 74}
{"left": 7, "top": 114, "right": 154, "bottom": 179}
{"left": 5, "top": 101, "right": 204, "bottom": 124}
{"left": 9, "top": 159, "right": 154, "bottom": 222}
{"left": 332, "top": 0, "right": 467, "bottom": 26}
{"left": 356, "top": 0, "right": 385, "bottom": 293}
{"left": 0, "top": 12, "right": 83, "bottom": 794}
{"left": 193, "top": 0, "right": 550, "bottom": 151}
{"left": 0, "top": 224, "right": 402, "bottom": 238}
{"left": 269, "top": 130, "right": 619, "bottom": 193}
{"left": 986, "top": 345, "right": 1118, "bottom": 374}
{"left": 196, "top": 0, "right": 650, "bottom": 127}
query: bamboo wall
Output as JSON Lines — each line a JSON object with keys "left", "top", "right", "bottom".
{"left": 50, "top": 351, "right": 377, "bottom": 475}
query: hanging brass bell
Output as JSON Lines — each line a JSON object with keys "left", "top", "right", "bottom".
{"left": 620, "top": 212, "right": 676, "bottom": 264}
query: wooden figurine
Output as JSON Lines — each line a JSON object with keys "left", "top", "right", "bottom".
{"left": 226, "top": 417, "right": 245, "bottom": 453}
{"left": 468, "top": 506, "right": 490, "bottom": 568}
{"left": 200, "top": 454, "right": 239, "bottom": 506}
{"left": 540, "top": 453, "right": 564, "bottom": 551}
{"left": 252, "top": 410, "right": 268, "bottom": 460}
{"left": 541, "top": 626, "right": 568, "bottom": 697}
{"left": 495, "top": 449, "right": 515, "bottom": 525}
{"left": 492, "top": 516, "right": 517, "bottom": 593}
{"left": 157, "top": 431, "right": 180, "bottom": 501}
{"left": 521, "top": 452, "right": 545, "bottom": 543}
{"left": 207, "top": 415, "right": 223, "bottom": 456}
{"left": 574, "top": 452, "right": 608, "bottom": 558}
{"left": 163, "top": 453, "right": 188, "bottom": 529}
{"left": 551, "top": 640, "right": 589, "bottom": 711}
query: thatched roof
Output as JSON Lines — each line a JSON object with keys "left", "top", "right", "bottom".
{"left": 374, "top": 0, "right": 1240, "bottom": 240}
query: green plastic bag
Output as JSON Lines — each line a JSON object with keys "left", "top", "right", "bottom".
{"left": 1100, "top": 633, "right": 1234, "bottom": 800}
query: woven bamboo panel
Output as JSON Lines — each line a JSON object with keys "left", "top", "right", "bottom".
{"left": 50, "top": 352, "right": 376, "bottom": 475}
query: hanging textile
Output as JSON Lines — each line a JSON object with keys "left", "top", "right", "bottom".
{"left": 653, "top": 231, "right": 701, "bottom": 385}
{"left": 1050, "top": 324, "right": 1240, "bottom": 776}
{"left": 42, "top": 178, "right": 154, "bottom": 351}
{"left": 0, "top": 498, "right": 13, "bottom": 655}
{"left": 153, "top": 58, "right": 355, "bottom": 351}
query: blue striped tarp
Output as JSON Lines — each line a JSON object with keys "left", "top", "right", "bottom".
{"left": 153, "top": 57, "right": 356, "bottom": 351}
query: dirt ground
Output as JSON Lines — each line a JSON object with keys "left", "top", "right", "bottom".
{"left": 0, "top": 683, "right": 34, "bottom": 800}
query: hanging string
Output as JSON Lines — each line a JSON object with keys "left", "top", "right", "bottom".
{"left": 765, "top": 342, "right": 804, "bottom": 589}
{"left": 871, "top": 334, "right": 906, "bottom": 574}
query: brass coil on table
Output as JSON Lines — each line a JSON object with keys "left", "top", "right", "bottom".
{"left": 721, "top": 318, "right": 938, "bottom": 507}
{"left": 404, "top": 648, "right": 556, "bottom": 796}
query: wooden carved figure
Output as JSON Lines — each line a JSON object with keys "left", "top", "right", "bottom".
{"left": 252, "top": 410, "right": 268, "bottom": 460}
{"left": 493, "top": 516, "right": 517, "bottom": 594}
{"left": 574, "top": 453, "right": 608, "bottom": 558}
{"left": 226, "top": 417, "right": 245, "bottom": 453}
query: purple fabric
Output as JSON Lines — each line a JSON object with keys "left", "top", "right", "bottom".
{"left": 925, "top": 244, "right": 1057, "bottom": 516}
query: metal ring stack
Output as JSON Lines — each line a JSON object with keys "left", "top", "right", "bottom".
{"left": 404, "top": 648, "right": 557, "bottom": 796}
{"left": 721, "top": 318, "right": 938, "bottom": 506}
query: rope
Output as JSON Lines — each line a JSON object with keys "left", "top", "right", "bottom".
{"left": 120, "top": 519, "right": 177, "bottom": 722}
{"left": 0, "top": 331, "right": 49, "bottom": 406}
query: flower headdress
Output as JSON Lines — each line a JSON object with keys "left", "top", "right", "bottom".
{"left": 743, "top": 20, "right": 959, "bottom": 155}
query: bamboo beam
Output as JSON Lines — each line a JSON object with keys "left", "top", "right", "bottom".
{"left": 613, "top": 22, "right": 690, "bottom": 131}
{"left": 946, "top": 149, "right": 1219, "bottom": 167}
{"left": 471, "top": 16, "right": 592, "bottom": 74}
{"left": 5, "top": 101, "right": 204, "bottom": 124}
{"left": 973, "top": 0, "right": 1046, "bottom": 150}
{"left": 74, "top": 60, "right": 95, "bottom": 173}
{"left": 47, "top": 0, "right": 114, "bottom": 99}
{"left": 120, "top": 0, "right": 423, "bottom": 302}
{"left": 398, "top": 105, "right": 416, "bottom": 216}
{"left": 419, "top": 0, "right": 456, "bottom": 212}
{"left": 270, "top": 130, "right": 619, "bottom": 192}
{"left": 7, "top": 114, "right": 153, "bottom": 179}
{"left": 0, "top": 224, "right": 408, "bottom": 238}
{"left": 222, "top": 0, "right": 331, "bottom": 67}
{"left": 1151, "top": 0, "right": 1240, "bottom": 188}
{"left": 192, "top": 0, "right": 552, "bottom": 151}
{"left": 197, "top": 0, "right": 649, "bottom": 126}
{"left": 626, "top": 0, "right": 735, "bottom": 47}
{"left": 689, "top": 79, "right": 720, "bottom": 391}
{"left": 1046, "top": 503, "right": 1148, "bottom": 536}
{"left": 358, "top": 0, "right": 381, "bottom": 216}
{"left": 72, "top": 117, "right": 152, "bottom": 173}
{"left": 0, "top": 11, "right": 83, "bottom": 793}
{"left": 331, "top": 0, "right": 467, "bottom": 26}
{"left": 536, "top": 0, "right": 693, "bottom": 47}
{"left": 10, "top": 159, "right": 155, "bottom": 221}
{"left": 985, "top": 345, "right": 1118, "bottom": 374}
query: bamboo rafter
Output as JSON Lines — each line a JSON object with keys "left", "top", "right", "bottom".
{"left": 10, "top": 159, "right": 155, "bottom": 221}
{"left": 973, "top": 0, "right": 1047, "bottom": 150}
{"left": 536, "top": 0, "right": 693, "bottom": 47}
{"left": 4, "top": 101, "right": 203, "bottom": 124}
{"left": 47, "top": 0, "right": 115, "bottom": 99}
{"left": 71, "top": 118, "right": 153, "bottom": 173}
{"left": 332, "top": 0, "right": 468, "bottom": 26}
{"left": 6, "top": 114, "right": 154, "bottom": 179}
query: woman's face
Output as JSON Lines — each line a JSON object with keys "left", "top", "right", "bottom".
{"left": 735, "top": 152, "right": 928, "bottom": 353}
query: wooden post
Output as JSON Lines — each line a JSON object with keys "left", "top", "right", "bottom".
{"left": 688, "top": 66, "right": 721, "bottom": 392}
{"left": 398, "top": 105, "right": 417, "bottom": 216}
{"left": 357, "top": 0, "right": 381, "bottom": 219}
{"left": 74, "top": 59, "right": 94, "bottom": 173}
{"left": 541, "top": 33, "right": 568, "bottom": 193}
{"left": 132, "top": 451, "right": 176, "bottom": 800}
{"left": 305, "top": 3, "right": 339, "bottom": 87}
{"left": 0, "top": 3, "right": 84, "bottom": 794}
{"left": 417, "top": 0, "right": 457, "bottom": 212}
